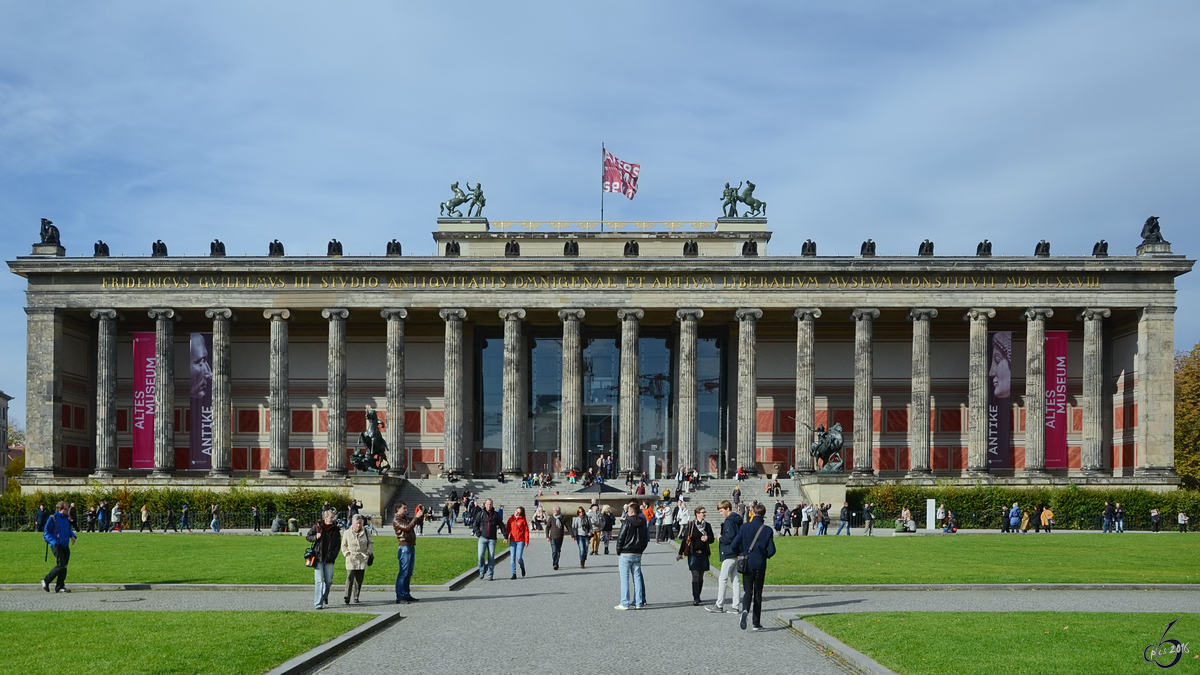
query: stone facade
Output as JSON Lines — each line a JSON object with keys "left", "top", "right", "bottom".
{"left": 7, "top": 220, "right": 1193, "bottom": 492}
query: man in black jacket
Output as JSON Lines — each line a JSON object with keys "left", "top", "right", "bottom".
{"left": 614, "top": 501, "right": 648, "bottom": 610}
{"left": 545, "top": 506, "right": 567, "bottom": 570}
{"left": 835, "top": 501, "right": 851, "bottom": 535}
{"left": 709, "top": 500, "right": 743, "bottom": 613}
{"left": 437, "top": 501, "right": 453, "bottom": 534}
{"left": 732, "top": 502, "right": 776, "bottom": 631}
{"left": 473, "top": 499, "right": 506, "bottom": 581}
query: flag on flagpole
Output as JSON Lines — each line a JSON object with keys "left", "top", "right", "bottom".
{"left": 602, "top": 150, "right": 640, "bottom": 200}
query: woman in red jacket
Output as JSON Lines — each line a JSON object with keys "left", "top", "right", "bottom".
{"left": 507, "top": 506, "right": 531, "bottom": 579}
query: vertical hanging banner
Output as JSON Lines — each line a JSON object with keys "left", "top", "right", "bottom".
{"left": 1044, "top": 330, "right": 1069, "bottom": 468}
{"left": 131, "top": 332, "right": 156, "bottom": 469}
{"left": 602, "top": 150, "right": 640, "bottom": 199}
{"left": 986, "top": 331, "right": 1013, "bottom": 470}
{"left": 189, "top": 333, "right": 214, "bottom": 470}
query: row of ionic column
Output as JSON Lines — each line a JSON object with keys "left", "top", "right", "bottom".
{"left": 90, "top": 307, "right": 410, "bottom": 478}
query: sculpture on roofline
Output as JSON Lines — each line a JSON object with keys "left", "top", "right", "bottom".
{"left": 94, "top": 241, "right": 110, "bottom": 257}
{"left": 465, "top": 182, "right": 485, "bottom": 218}
{"left": 440, "top": 182, "right": 470, "bottom": 218}
{"left": 1140, "top": 216, "right": 1168, "bottom": 245}
{"left": 210, "top": 239, "right": 226, "bottom": 257}
{"left": 737, "top": 180, "right": 766, "bottom": 217}
{"left": 720, "top": 182, "right": 742, "bottom": 218}
{"left": 40, "top": 218, "right": 61, "bottom": 246}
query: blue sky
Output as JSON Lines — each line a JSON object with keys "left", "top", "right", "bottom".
{"left": 2, "top": 2, "right": 1198, "bottom": 426}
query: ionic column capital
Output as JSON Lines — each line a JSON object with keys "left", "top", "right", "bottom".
{"left": 735, "top": 307, "right": 763, "bottom": 322}
{"left": 794, "top": 308, "right": 822, "bottom": 321}
{"left": 263, "top": 308, "right": 291, "bottom": 321}
{"left": 558, "top": 308, "right": 586, "bottom": 322}
{"left": 90, "top": 308, "right": 122, "bottom": 321}
{"left": 205, "top": 307, "right": 235, "bottom": 321}
{"left": 148, "top": 307, "right": 176, "bottom": 321}
{"left": 381, "top": 308, "right": 408, "bottom": 321}
{"left": 321, "top": 307, "right": 350, "bottom": 321}
{"left": 617, "top": 308, "right": 644, "bottom": 322}
{"left": 676, "top": 308, "right": 704, "bottom": 322}
{"left": 908, "top": 308, "right": 938, "bottom": 322}
{"left": 851, "top": 307, "right": 880, "bottom": 322}
{"left": 499, "top": 308, "right": 527, "bottom": 322}
{"left": 439, "top": 307, "right": 467, "bottom": 322}
{"left": 1023, "top": 307, "right": 1054, "bottom": 321}
{"left": 1078, "top": 308, "right": 1111, "bottom": 322}
{"left": 964, "top": 307, "right": 996, "bottom": 322}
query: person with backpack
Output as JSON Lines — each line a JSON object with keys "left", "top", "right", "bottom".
{"left": 732, "top": 502, "right": 776, "bottom": 631}
{"left": 41, "top": 501, "right": 77, "bottom": 593}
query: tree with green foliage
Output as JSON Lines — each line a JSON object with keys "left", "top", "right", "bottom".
{"left": 6, "top": 424, "right": 24, "bottom": 449}
{"left": 1177, "top": 343, "right": 1200, "bottom": 489}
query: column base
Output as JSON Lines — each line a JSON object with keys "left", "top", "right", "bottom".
{"left": 964, "top": 469, "right": 991, "bottom": 479}
{"left": 324, "top": 470, "right": 348, "bottom": 479}
{"left": 150, "top": 470, "right": 173, "bottom": 479}
{"left": 208, "top": 469, "right": 233, "bottom": 478}
{"left": 851, "top": 469, "right": 876, "bottom": 477}
{"left": 1078, "top": 468, "right": 1108, "bottom": 477}
{"left": 268, "top": 469, "right": 291, "bottom": 477}
{"left": 1133, "top": 467, "right": 1179, "bottom": 478}
{"left": 89, "top": 471, "right": 115, "bottom": 480}
{"left": 1019, "top": 468, "right": 1048, "bottom": 477}
{"left": 906, "top": 469, "right": 932, "bottom": 478}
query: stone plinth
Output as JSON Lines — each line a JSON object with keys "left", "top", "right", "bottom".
{"left": 437, "top": 218, "right": 489, "bottom": 232}
{"left": 31, "top": 243, "right": 65, "bottom": 256}
{"left": 715, "top": 218, "right": 767, "bottom": 231}
{"left": 351, "top": 474, "right": 406, "bottom": 523}
{"left": 798, "top": 473, "right": 849, "bottom": 522}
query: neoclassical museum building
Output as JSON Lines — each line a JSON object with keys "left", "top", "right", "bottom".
{"left": 8, "top": 216, "right": 1193, "bottom": 493}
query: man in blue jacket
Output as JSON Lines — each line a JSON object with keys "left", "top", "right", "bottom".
{"left": 42, "top": 501, "right": 77, "bottom": 593}
{"left": 708, "top": 499, "right": 743, "bottom": 614}
{"left": 731, "top": 502, "right": 776, "bottom": 631}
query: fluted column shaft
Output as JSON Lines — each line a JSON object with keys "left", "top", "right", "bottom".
{"left": 91, "top": 309, "right": 120, "bottom": 477}
{"left": 149, "top": 308, "right": 176, "bottom": 476}
{"left": 1079, "top": 308, "right": 1111, "bottom": 473}
{"left": 382, "top": 309, "right": 408, "bottom": 473}
{"left": 206, "top": 308, "right": 234, "bottom": 476}
{"left": 265, "top": 309, "right": 291, "bottom": 475}
{"left": 323, "top": 308, "right": 349, "bottom": 476}
{"left": 908, "top": 309, "right": 937, "bottom": 475}
{"left": 966, "top": 308, "right": 995, "bottom": 473}
{"left": 851, "top": 308, "right": 880, "bottom": 475}
{"left": 500, "top": 309, "right": 527, "bottom": 476}
{"left": 794, "top": 309, "right": 821, "bottom": 474}
{"left": 1023, "top": 308, "right": 1053, "bottom": 473}
{"left": 617, "top": 309, "right": 644, "bottom": 473}
{"left": 735, "top": 308, "right": 763, "bottom": 474}
{"left": 441, "top": 308, "right": 467, "bottom": 474}
{"left": 676, "top": 309, "right": 703, "bottom": 473}
{"left": 1136, "top": 306, "right": 1177, "bottom": 476}
{"left": 559, "top": 309, "right": 585, "bottom": 473}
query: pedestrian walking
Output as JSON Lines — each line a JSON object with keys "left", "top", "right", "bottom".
{"left": 252, "top": 505, "right": 261, "bottom": 532}
{"left": 305, "top": 509, "right": 342, "bottom": 609}
{"left": 657, "top": 501, "right": 674, "bottom": 543}
{"left": 1019, "top": 507, "right": 1030, "bottom": 534}
{"left": 863, "top": 502, "right": 875, "bottom": 536}
{"left": 1009, "top": 503, "right": 1022, "bottom": 533}
{"left": 162, "top": 505, "right": 178, "bottom": 533}
{"left": 84, "top": 506, "right": 97, "bottom": 533}
{"left": 709, "top": 500, "right": 743, "bottom": 614}
{"left": 802, "top": 502, "right": 812, "bottom": 536}
{"left": 1001, "top": 505, "right": 1010, "bottom": 533}
{"left": 392, "top": 502, "right": 425, "bottom": 604}
{"left": 474, "top": 499, "right": 506, "bottom": 580}
{"left": 41, "top": 501, "right": 76, "bottom": 594}
{"left": 340, "top": 514, "right": 373, "bottom": 604}
{"left": 1040, "top": 506, "right": 1054, "bottom": 534}
{"left": 1115, "top": 503, "right": 1126, "bottom": 533}
{"left": 138, "top": 504, "right": 152, "bottom": 532}
{"left": 572, "top": 506, "right": 592, "bottom": 568}
{"left": 68, "top": 503, "right": 77, "bottom": 530}
{"left": 180, "top": 503, "right": 191, "bottom": 532}
{"left": 1151, "top": 508, "right": 1161, "bottom": 533}
{"left": 615, "top": 501, "right": 648, "bottom": 610}
{"left": 209, "top": 503, "right": 221, "bottom": 533}
{"left": 111, "top": 503, "right": 123, "bottom": 532}
{"left": 546, "top": 506, "right": 566, "bottom": 570}
{"left": 1102, "top": 501, "right": 1114, "bottom": 533}
{"left": 835, "top": 501, "right": 851, "bottom": 535}
{"left": 732, "top": 502, "right": 776, "bottom": 631}
{"left": 507, "top": 506, "right": 530, "bottom": 579}
{"left": 437, "top": 501, "right": 453, "bottom": 534}
{"left": 600, "top": 505, "right": 615, "bottom": 555}
{"left": 587, "top": 503, "right": 604, "bottom": 556}
{"left": 677, "top": 507, "right": 714, "bottom": 606}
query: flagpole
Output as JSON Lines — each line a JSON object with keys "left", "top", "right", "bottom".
{"left": 600, "top": 142, "right": 605, "bottom": 232}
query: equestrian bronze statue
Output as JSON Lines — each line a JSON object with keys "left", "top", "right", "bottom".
{"left": 350, "top": 410, "right": 391, "bottom": 474}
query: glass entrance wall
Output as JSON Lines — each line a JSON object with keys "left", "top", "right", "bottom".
{"left": 639, "top": 333, "right": 674, "bottom": 478}
{"left": 582, "top": 332, "right": 618, "bottom": 474}
{"left": 529, "top": 336, "right": 562, "bottom": 473}
{"left": 696, "top": 333, "right": 725, "bottom": 475}
{"left": 474, "top": 331, "right": 503, "bottom": 476}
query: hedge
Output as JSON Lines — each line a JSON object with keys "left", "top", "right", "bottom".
{"left": 847, "top": 483, "right": 1200, "bottom": 527}
{"left": 0, "top": 481, "right": 350, "bottom": 518}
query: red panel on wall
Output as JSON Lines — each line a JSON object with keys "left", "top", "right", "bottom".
{"left": 939, "top": 410, "right": 962, "bottom": 433}
{"left": 1131, "top": 404, "right": 1138, "bottom": 428}
{"left": 412, "top": 448, "right": 436, "bottom": 463}
{"left": 347, "top": 411, "right": 367, "bottom": 434}
{"left": 232, "top": 448, "right": 248, "bottom": 471}
{"left": 875, "top": 447, "right": 895, "bottom": 471}
{"left": 1068, "top": 446, "right": 1081, "bottom": 469}
{"left": 814, "top": 409, "right": 828, "bottom": 429}
{"left": 239, "top": 410, "right": 260, "bottom": 433}
{"left": 426, "top": 411, "right": 445, "bottom": 434}
{"left": 319, "top": 410, "right": 328, "bottom": 433}
{"left": 74, "top": 406, "right": 86, "bottom": 431}
{"left": 779, "top": 410, "right": 796, "bottom": 433}
{"left": 117, "top": 409, "right": 129, "bottom": 433}
{"left": 1125, "top": 443, "right": 1135, "bottom": 467}
{"left": 251, "top": 448, "right": 269, "bottom": 471}
{"left": 312, "top": 448, "right": 327, "bottom": 472}
{"left": 872, "top": 409, "right": 881, "bottom": 431}
{"left": 1013, "top": 446, "right": 1026, "bottom": 469}
{"left": 288, "top": 448, "right": 302, "bottom": 471}
{"left": 897, "top": 447, "right": 911, "bottom": 471}
{"left": 1071, "top": 408, "right": 1083, "bottom": 432}
{"left": 843, "top": 447, "right": 853, "bottom": 471}
{"left": 762, "top": 447, "right": 789, "bottom": 462}
{"left": 78, "top": 448, "right": 89, "bottom": 469}
{"left": 174, "top": 447, "right": 190, "bottom": 470}
{"left": 932, "top": 446, "right": 949, "bottom": 470}
{"left": 756, "top": 410, "right": 774, "bottom": 433}
{"left": 952, "top": 447, "right": 967, "bottom": 470}
{"left": 62, "top": 404, "right": 72, "bottom": 429}
{"left": 1114, "top": 405, "right": 1124, "bottom": 430}
{"left": 1019, "top": 408, "right": 1026, "bottom": 432}
{"left": 118, "top": 447, "right": 133, "bottom": 470}
{"left": 293, "top": 410, "right": 313, "bottom": 433}
{"left": 405, "top": 411, "right": 421, "bottom": 433}
{"left": 63, "top": 445, "right": 78, "bottom": 468}
{"left": 887, "top": 410, "right": 908, "bottom": 433}
{"left": 833, "top": 410, "right": 853, "bottom": 432}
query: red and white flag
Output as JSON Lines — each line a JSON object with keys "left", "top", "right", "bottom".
{"left": 603, "top": 150, "right": 640, "bottom": 200}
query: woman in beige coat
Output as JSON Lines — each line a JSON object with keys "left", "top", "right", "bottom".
{"left": 340, "top": 514, "right": 374, "bottom": 604}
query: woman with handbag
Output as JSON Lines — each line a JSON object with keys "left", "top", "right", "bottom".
{"left": 305, "top": 510, "right": 342, "bottom": 609}
{"left": 677, "top": 507, "right": 715, "bottom": 606}
{"left": 340, "top": 514, "right": 373, "bottom": 604}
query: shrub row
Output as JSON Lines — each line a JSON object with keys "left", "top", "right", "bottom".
{"left": 0, "top": 482, "right": 350, "bottom": 517}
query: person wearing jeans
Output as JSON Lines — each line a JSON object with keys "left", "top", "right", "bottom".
{"left": 392, "top": 502, "right": 424, "bottom": 603}
{"left": 615, "top": 502, "right": 648, "bottom": 609}
{"left": 731, "top": 503, "right": 776, "bottom": 631}
{"left": 572, "top": 506, "right": 592, "bottom": 569}
{"left": 545, "top": 506, "right": 566, "bottom": 570}
{"left": 709, "top": 500, "right": 743, "bottom": 613}
{"left": 506, "top": 506, "right": 530, "bottom": 579}
{"left": 473, "top": 499, "right": 506, "bottom": 580}
{"left": 835, "top": 502, "right": 851, "bottom": 535}
{"left": 305, "top": 510, "right": 342, "bottom": 609}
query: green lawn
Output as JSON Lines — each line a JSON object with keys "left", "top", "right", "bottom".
{"left": 804, "top": 612, "right": 1199, "bottom": 675}
{"left": 712, "top": 534, "right": 1200, "bottom": 585}
{"left": 1, "top": 611, "right": 372, "bottom": 675}
{"left": 3, "top": 532, "right": 505, "bottom": 586}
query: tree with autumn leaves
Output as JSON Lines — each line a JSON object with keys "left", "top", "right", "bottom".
{"left": 1177, "top": 343, "right": 1200, "bottom": 489}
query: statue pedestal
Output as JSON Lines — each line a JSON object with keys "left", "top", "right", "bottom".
{"left": 31, "top": 243, "right": 65, "bottom": 256}
{"left": 437, "top": 218, "right": 489, "bottom": 232}
{"left": 798, "top": 473, "right": 849, "bottom": 521}
{"left": 1136, "top": 242, "right": 1177, "bottom": 257}
{"left": 715, "top": 217, "right": 767, "bottom": 232}
{"left": 351, "top": 473, "right": 405, "bottom": 524}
